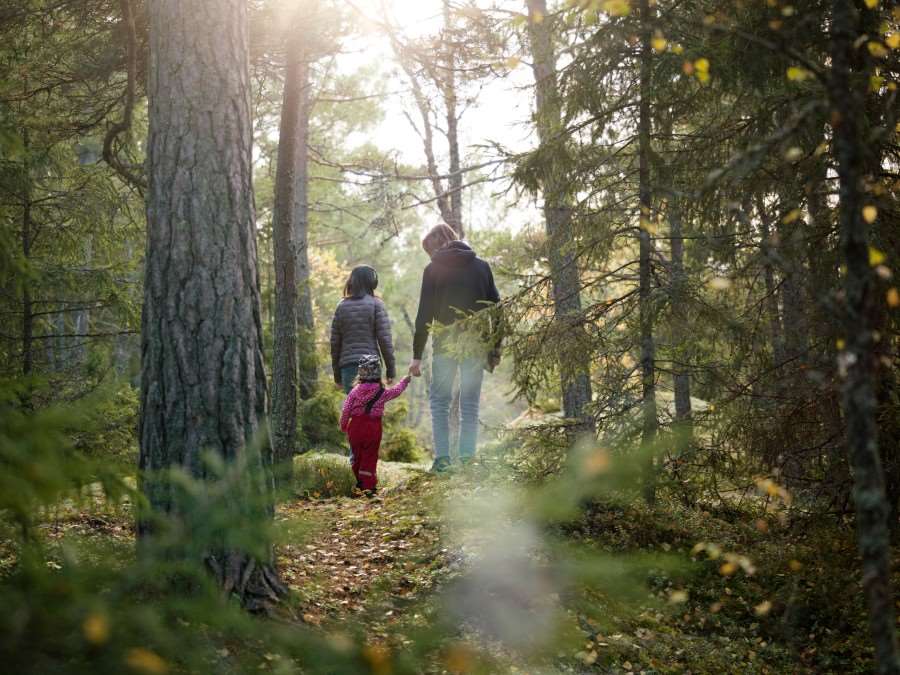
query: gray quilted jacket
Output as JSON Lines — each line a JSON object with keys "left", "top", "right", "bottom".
{"left": 330, "top": 294, "right": 396, "bottom": 382}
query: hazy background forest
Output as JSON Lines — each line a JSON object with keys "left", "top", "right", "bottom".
{"left": 1, "top": 0, "right": 899, "bottom": 673}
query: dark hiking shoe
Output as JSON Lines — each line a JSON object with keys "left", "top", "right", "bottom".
{"left": 430, "top": 456, "right": 453, "bottom": 474}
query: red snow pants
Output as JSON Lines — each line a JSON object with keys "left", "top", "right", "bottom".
{"left": 348, "top": 414, "right": 383, "bottom": 491}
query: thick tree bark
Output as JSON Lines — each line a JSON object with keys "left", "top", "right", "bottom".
{"left": 829, "top": 0, "right": 900, "bottom": 671}
{"left": 140, "top": 0, "right": 285, "bottom": 611}
{"left": 293, "top": 54, "right": 317, "bottom": 401}
{"left": 271, "top": 18, "right": 303, "bottom": 483}
{"left": 638, "top": 0, "right": 658, "bottom": 505}
{"left": 526, "top": 0, "right": 594, "bottom": 433}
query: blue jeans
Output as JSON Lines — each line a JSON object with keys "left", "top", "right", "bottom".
{"left": 340, "top": 364, "right": 358, "bottom": 393}
{"left": 430, "top": 353, "right": 485, "bottom": 459}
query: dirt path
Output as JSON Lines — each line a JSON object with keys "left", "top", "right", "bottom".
{"left": 276, "top": 463, "right": 450, "bottom": 636}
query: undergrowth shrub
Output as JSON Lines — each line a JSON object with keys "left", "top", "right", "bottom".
{"left": 381, "top": 399, "right": 423, "bottom": 462}
{"left": 70, "top": 383, "right": 139, "bottom": 465}
{"left": 293, "top": 453, "right": 356, "bottom": 498}
{"left": 297, "top": 388, "right": 346, "bottom": 452}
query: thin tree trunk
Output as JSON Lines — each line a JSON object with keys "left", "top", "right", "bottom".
{"left": 668, "top": 198, "right": 692, "bottom": 443}
{"left": 526, "top": 0, "right": 594, "bottom": 433}
{"left": 140, "top": 0, "right": 285, "bottom": 611}
{"left": 21, "top": 128, "right": 33, "bottom": 381}
{"left": 293, "top": 54, "right": 317, "bottom": 401}
{"left": 638, "top": 0, "right": 657, "bottom": 505}
{"left": 830, "top": 0, "right": 900, "bottom": 670}
{"left": 442, "top": 0, "right": 463, "bottom": 237}
{"left": 757, "top": 197, "right": 787, "bottom": 367}
{"left": 271, "top": 17, "right": 303, "bottom": 484}
{"left": 657, "top": 114, "right": 692, "bottom": 448}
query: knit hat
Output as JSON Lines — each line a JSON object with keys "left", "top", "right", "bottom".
{"left": 357, "top": 354, "right": 381, "bottom": 381}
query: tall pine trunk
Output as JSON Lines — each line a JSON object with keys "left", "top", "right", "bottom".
{"left": 638, "top": 0, "right": 657, "bottom": 504}
{"left": 829, "top": 0, "right": 900, "bottom": 670}
{"left": 526, "top": 0, "right": 594, "bottom": 433}
{"left": 140, "top": 0, "right": 285, "bottom": 611}
{"left": 271, "top": 17, "right": 304, "bottom": 483}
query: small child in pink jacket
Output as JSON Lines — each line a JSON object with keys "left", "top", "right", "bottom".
{"left": 340, "top": 355, "right": 410, "bottom": 494}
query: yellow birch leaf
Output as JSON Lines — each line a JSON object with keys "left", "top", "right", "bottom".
{"left": 787, "top": 66, "right": 810, "bottom": 81}
{"left": 836, "top": 338, "right": 846, "bottom": 350}
{"left": 864, "top": 0, "right": 879, "bottom": 8}
{"left": 869, "top": 247, "right": 887, "bottom": 266}
{"left": 782, "top": 209, "right": 802, "bottom": 224}
{"left": 83, "top": 613, "right": 110, "bottom": 645}
{"left": 863, "top": 205, "right": 878, "bottom": 223}
{"left": 868, "top": 41, "right": 888, "bottom": 58}
{"left": 652, "top": 35, "right": 667, "bottom": 52}
{"left": 887, "top": 33, "right": 900, "bottom": 50}
{"left": 719, "top": 562, "right": 738, "bottom": 576}
{"left": 887, "top": 287, "right": 900, "bottom": 307}
{"left": 125, "top": 649, "right": 169, "bottom": 675}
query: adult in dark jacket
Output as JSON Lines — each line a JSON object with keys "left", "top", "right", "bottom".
{"left": 330, "top": 265, "right": 396, "bottom": 393}
{"left": 408, "top": 224, "right": 501, "bottom": 472}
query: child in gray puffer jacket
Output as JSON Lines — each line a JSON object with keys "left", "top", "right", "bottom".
{"left": 330, "top": 265, "right": 397, "bottom": 393}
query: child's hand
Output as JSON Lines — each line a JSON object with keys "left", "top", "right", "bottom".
{"left": 386, "top": 378, "right": 394, "bottom": 385}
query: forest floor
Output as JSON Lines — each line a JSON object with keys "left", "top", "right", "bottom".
{"left": 267, "top": 456, "right": 874, "bottom": 675}
{"left": 5, "top": 455, "right": 880, "bottom": 674}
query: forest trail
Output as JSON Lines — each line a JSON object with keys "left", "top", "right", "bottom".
{"left": 275, "top": 460, "right": 549, "bottom": 672}
{"left": 276, "top": 461, "right": 450, "bottom": 632}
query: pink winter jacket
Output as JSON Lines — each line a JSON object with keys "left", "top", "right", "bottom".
{"left": 340, "top": 377, "right": 411, "bottom": 432}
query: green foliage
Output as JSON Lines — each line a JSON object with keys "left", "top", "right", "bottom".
{"left": 297, "top": 388, "right": 346, "bottom": 452}
{"left": 0, "top": 379, "right": 134, "bottom": 537}
{"left": 70, "top": 383, "right": 139, "bottom": 465}
{"left": 293, "top": 452, "right": 357, "bottom": 499}
{"left": 381, "top": 398, "right": 423, "bottom": 463}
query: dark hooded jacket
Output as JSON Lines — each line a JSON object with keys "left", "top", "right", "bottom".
{"left": 330, "top": 294, "right": 396, "bottom": 383}
{"left": 412, "top": 241, "right": 500, "bottom": 359}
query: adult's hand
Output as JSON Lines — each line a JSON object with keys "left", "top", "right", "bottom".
{"left": 387, "top": 378, "right": 395, "bottom": 386}
{"left": 334, "top": 381, "right": 344, "bottom": 391}
{"left": 408, "top": 359, "right": 422, "bottom": 377}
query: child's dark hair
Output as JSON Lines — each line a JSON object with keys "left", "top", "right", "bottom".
{"left": 343, "top": 265, "right": 378, "bottom": 298}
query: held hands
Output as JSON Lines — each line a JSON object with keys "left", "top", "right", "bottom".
{"left": 408, "top": 359, "right": 422, "bottom": 377}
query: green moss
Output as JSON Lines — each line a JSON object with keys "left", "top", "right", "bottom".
{"left": 293, "top": 452, "right": 357, "bottom": 498}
